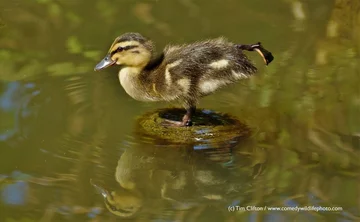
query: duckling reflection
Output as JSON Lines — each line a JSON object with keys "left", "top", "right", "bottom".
{"left": 91, "top": 138, "right": 261, "bottom": 219}
{"left": 91, "top": 179, "right": 142, "bottom": 217}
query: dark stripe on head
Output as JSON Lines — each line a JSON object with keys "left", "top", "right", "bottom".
{"left": 110, "top": 45, "right": 139, "bottom": 55}
{"left": 123, "top": 45, "right": 138, "bottom": 50}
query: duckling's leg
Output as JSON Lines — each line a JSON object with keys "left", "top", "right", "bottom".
{"left": 181, "top": 106, "right": 196, "bottom": 126}
{"left": 162, "top": 106, "right": 196, "bottom": 127}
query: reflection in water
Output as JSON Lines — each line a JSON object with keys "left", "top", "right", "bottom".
{"left": 1, "top": 171, "right": 30, "bottom": 206}
{"left": 0, "top": 81, "right": 40, "bottom": 142}
{"left": 91, "top": 129, "right": 259, "bottom": 221}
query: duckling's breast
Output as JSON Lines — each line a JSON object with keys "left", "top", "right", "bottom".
{"left": 118, "top": 67, "right": 160, "bottom": 102}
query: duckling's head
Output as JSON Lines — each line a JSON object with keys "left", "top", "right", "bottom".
{"left": 104, "top": 190, "right": 143, "bottom": 218}
{"left": 91, "top": 180, "right": 143, "bottom": 217}
{"left": 94, "top": 33, "right": 153, "bottom": 71}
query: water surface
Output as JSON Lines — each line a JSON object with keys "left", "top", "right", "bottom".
{"left": 0, "top": 0, "right": 359, "bottom": 221}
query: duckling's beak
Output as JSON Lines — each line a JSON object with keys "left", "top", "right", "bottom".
{"left": 94, "top": 54, "right": 116, "bottom": 71}
{"left": 90, "top": 179, "right": 110, "bottom": 199}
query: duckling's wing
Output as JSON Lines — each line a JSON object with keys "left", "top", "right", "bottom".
{"left": 162, "top": 39, "right": 257, "bottom": 97}
{"left": 164, "top": 39, "right": 257, "bottom": 80}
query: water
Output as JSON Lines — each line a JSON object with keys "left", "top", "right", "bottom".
{"left": 0, "top": 0, "right": 359, "bottom": 221}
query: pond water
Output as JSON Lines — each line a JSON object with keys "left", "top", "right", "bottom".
{"left": 0, "top": 0, "right": 359, "bottom": 221}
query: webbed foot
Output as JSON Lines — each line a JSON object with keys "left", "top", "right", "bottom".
{"left": 161, "top": 119, "right": 193, "bottom": 127}
{"left": 160, "top": 106, "right": 195, "bottom": 127}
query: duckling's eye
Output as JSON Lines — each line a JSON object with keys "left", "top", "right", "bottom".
{"left": 116, "top": 46, "right": 124, "bottom": 52}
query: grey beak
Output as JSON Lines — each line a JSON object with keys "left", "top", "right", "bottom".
{"left": 94, "top": 54, "right": 116, "bottom": 71}
{"left": 90, "top": 179, "right": 110, "bottom": 199}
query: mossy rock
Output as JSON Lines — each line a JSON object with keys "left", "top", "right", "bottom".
{"left": 136, "top": 108, "right": 251, "bottom": 145}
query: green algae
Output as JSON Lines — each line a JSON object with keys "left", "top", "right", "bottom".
{"left": 136, "top": 108, "right": 251, "bottom": 145}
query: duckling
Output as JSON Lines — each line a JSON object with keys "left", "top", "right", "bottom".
{"left": 94, "top": 33, "right": 273, "bottom": 126}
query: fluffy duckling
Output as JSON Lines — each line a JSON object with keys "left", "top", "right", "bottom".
{"left": 95, "top": 33, "right": 273, "bottom": 126}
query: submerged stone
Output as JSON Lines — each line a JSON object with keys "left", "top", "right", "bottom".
{"left": 136, "top": 108, "right": 251, "bottom": 145}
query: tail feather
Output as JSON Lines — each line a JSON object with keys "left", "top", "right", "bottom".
{"left": 236, "top": 42, "right": 274, "bottom": 65}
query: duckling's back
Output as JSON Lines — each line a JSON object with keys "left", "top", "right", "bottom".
{"left": 160, "top": 37, "right": 257, "bottom": 97}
